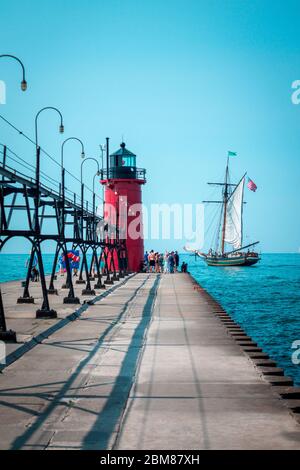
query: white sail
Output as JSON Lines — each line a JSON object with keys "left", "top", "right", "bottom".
{"left": 224, "top": 176, "right": 245, "bottom": 250}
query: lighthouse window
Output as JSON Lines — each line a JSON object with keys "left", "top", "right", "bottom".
{"left": 121, "top": 156, "right": 136, "bottom": 167}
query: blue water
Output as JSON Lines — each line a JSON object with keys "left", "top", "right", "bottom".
{"left": 1, "top": 253, "right": 300, "bottom": 385}
{"left": 182, "top": 253, "right": 300, "bottom": 386}
{"left": 0, "top": 253, "right": 94, "bottom": 282}
{"left": 0, "top": 254, "right": 55, "bottom": 282}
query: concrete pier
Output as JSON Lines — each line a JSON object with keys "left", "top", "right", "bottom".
{"left": 0, "top": 273, "right": 300, "bottom": 449}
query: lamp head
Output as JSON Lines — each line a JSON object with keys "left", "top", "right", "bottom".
{"left": 81, "top": 151, "right": 85, "bottom": 159}
{"left": 21, "top": 80, "right": 27, "bottom": 91}
{"left": 59, "top": 124, "right": 64, "bottom": 134}
{"left": 97, "top": 170, "right": 100, "bottom": 176}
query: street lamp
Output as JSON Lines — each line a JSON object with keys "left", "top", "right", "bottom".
{"left": 61, "top": 137, "right": 85, "bottom": 168}
{"left": 61, "top": 136, "right": 85, "bottom": 194}
{"left": 93, "top": 169, "right": 101, "bottom": 211}
{"left": 80, "top": 157, "right": 100, "bottom": 190}
{"left": 80, "top": 157, "right": 100, "bottom": 233}
{"left": 99, "top": 144, "right": 105, "bottom": 174}
{"left": 0, "top": 54, "right": 27, "bottom": 91}
{"left": 93, "top": 171, "right": 101, "bottom": 201}
{"left": 99, "top": 143, "right": 106, "bottom": 216}
{"left": 77, "top": 158, "right": 100, "bottom": 288}
{"left": 81, "top": 157, "right": 100, "bottom": 218}
{"left": 34, "top": 107, "right": 64, "bottom": 234}
{"left": 60, "top": 137, "right": 85, "bottom": 238}
{"left": 35, "top": 106, "right": 64, "bottom": 147}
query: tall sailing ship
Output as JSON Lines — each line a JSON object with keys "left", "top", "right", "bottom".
{"left": 198, "top": 154, "right": 260, "bottom": 267}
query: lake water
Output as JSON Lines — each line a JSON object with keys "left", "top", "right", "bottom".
{"left": 183, "top": 253, "right": 300, "bottom": 386}
{"left": 0, "top": 254, "right": 55, "bottom": 282}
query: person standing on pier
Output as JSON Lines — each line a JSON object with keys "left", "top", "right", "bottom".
{"left": 168, "top": 252, "right": 175, "bottom": 273}
{"left": 174, "top": 251, "right": 179, "bottom": 272}
{"left": 155, "top": 252, "right": 160, "bottom": 273}
{"left": 144, "top": 251, "right": 149, "bottom": 272}
{"left": 148, "top": 250, "right": 156, "bottom": 273}
{"left": 100, "top": 253, "right": 105, "bottom": 274}
{"left": 181, "top": 261, "right": 188, "bottom": 273}
{"left": 72, "top": 250, "right": 80, "bottom": 277}
{"left": 164, "top": 251, "right": 169, "bottom": 273}
{"left": 159, "top": 253, "right": 164, "bottom": 273}
{"left": 58, "top": 254, "right": 65, "bottom": 276}
{"left": 25, "top": 251, "right": 38, "bottom": 271}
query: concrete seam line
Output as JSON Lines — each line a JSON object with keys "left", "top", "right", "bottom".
{"left": 88, "top": 275, "right": 153, "bottom": 367}
{"left": 112, "top": 274, "right": 161, "bottom": 450}
{"left": 0, "top": 273, "right": 137, "bottom": 373}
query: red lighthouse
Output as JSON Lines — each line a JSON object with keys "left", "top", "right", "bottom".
{"left": 101, "top": 141, "right": 146, "bottom": 272}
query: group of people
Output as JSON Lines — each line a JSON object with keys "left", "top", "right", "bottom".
{"left": 60, "top": 252, "right": 109, "bottom": 277}
{"left": 143, "top": 250, "right": 187, "bottom": 274}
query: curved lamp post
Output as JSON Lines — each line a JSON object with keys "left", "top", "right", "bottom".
{"left": 35, "top": 106, "right": 64, "bottom": 147}
{"left": 92, "top": 170, "right": 102, "bottom": 231}
{"left": 62, "top": 137, "right": 85, "bottom": 168}
{"left": 61, "top": 136, "right": 85, "bottom": 199}
{"left": 34, "top": 107, "right": 64, "bottom": 233}
{"left": 81, "top": 157, "right": 100, "bottom": 185}
{"left": 78, "top": 157, "right": 100, "bottom": 290}
{"left": 0, "top": 54, "right": 27, "bottom": 90}
{"left": 99, "top": 144, "right": 105, "bottom": 173}
{"left": 80, "top": 157, "right": 100, "bottom": 231}
{"left": 93, "top": 171, "right": 101, "bottom": 204}
{"left": 99, "top": 143, "right": 106, "bottom": 216}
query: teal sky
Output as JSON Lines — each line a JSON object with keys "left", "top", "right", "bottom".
{"left": 0, "top": 0, "right": 300, "bottom": 253}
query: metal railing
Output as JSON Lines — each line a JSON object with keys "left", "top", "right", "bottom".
{"left": 100, "top": 167, "right": 146, "bottom": 181}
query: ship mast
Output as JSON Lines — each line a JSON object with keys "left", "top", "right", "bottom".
{"left": 203, "top": 157, "right": 254, "bottom": 258}
{"left": 221, "top": 157, "right": 229, "bottom": 254}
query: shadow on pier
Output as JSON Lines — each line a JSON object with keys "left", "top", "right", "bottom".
{"left": 1, "top": 275, "right": 159, "bottom": 450}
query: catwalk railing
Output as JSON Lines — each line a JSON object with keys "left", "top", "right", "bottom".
{"left": 0, "top": 144, "right": 128, "bottom": 342}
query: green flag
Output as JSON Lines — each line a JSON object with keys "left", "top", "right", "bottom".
{"left": 228, "top": 151, "right": 237, "bottom": 157}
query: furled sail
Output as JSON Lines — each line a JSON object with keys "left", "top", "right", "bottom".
{"left": 224, "top": 176, "right": 245, "bottom": 250}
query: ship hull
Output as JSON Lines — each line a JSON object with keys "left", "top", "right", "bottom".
{"left": 204, "top": 255, "right": 260, "bottom": 267}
